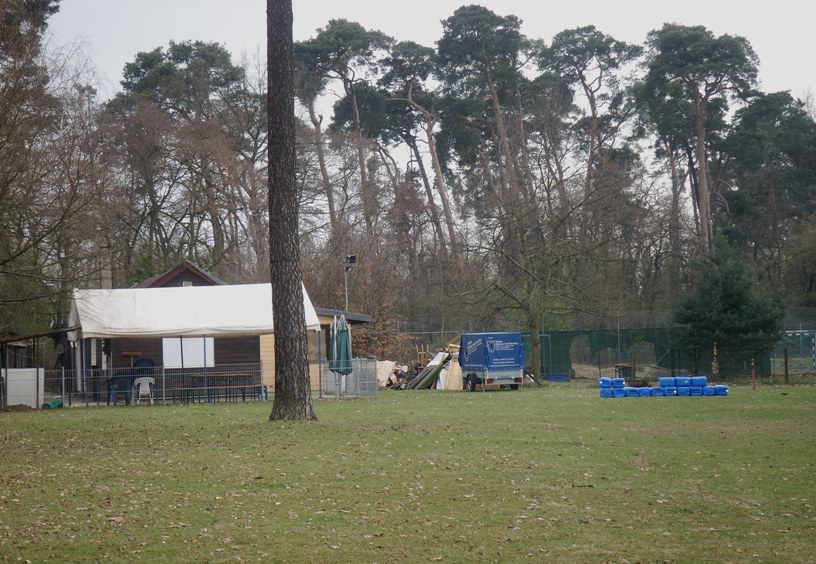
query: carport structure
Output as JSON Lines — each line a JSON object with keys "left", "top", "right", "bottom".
{"left": 67, "top": 283, "right": 321, "bottom": 404}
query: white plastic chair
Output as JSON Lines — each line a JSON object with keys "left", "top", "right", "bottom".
{"left": 132, "top": 377, "right": 155, "bottom": 405}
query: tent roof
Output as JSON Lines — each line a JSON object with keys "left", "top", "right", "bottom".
{"left": 68, "top": 283, "right": 320, "bottom": 340}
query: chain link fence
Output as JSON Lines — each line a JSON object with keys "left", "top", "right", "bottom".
{"left": 2, "top": 363, "right": 267, "bottom": 410}
{"left": 0, "top": 358, "right": 380, "bottom": 410}
{"left": 320, "top": 358, "right": 378, "bottom": 398}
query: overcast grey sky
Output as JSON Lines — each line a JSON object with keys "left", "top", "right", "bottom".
{"left": 49, "top": 0, "right": 812, "bottom": 101}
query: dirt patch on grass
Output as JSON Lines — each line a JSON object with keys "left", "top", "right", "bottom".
{"left": 3, "top": 404, "right": 35, "bottom": 412}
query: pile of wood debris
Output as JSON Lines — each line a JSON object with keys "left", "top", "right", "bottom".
{"left": 385, "top": 338, "right": 462, "bottom": 390}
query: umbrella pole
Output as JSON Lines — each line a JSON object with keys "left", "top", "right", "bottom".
{"left": 332, "top": 316, "right": 338, "bottom": 397}
{"left": 318, "top": 328, "right": 322, "bottom": 399}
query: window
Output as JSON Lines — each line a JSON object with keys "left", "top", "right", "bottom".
{"left": 162, "top": 337, "right": 214, "bottom": 368}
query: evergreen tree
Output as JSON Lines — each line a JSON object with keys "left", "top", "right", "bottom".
{"left": 674, "top": 237, "right": 785, "bottom": 370}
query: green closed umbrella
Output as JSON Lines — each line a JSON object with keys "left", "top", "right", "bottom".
{"left": 328, "top": 315, "right": 352, "bottom": 376}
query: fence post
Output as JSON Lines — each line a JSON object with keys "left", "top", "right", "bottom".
{"left": 784, "top": 347, "right": 789, "bottom": 384}
{"left": 751, "top": 358, "right": 757, "bottom": 390}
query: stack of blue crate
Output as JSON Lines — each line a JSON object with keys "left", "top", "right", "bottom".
{"left": 599, "top": 375, "right": 728, "bottom": 398}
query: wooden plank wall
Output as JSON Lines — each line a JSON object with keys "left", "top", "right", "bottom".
{"left": 260, "top": 333, "right": 324, "bottom": 393}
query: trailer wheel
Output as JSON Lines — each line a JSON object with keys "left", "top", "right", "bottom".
{"left": 466, "top": 376, "right": 478, "bottom": 392}
{"left": 510, "top": 384, "right": 520, "bottom": 390}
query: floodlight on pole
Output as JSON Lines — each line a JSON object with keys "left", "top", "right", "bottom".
{"left": 343, "top": 254, "right": 356, "bottom": 311}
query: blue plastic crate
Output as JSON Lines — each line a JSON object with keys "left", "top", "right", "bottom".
{"left": 658, "top": 377, "right": 676, "bottom": 387}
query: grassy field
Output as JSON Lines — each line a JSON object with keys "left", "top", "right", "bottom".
{"left": 1, "top": 384, "right": 814, "bottom": 562}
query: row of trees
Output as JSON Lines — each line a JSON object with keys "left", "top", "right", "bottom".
{"left": 3, "top": 2, "right": 813, "bottom": 372}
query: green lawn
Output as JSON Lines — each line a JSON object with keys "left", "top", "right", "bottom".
{"left": 1, "top": 384, "right": 814, "bottom": 562}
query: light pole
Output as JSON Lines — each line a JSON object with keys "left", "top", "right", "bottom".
{"left": 73, "top": 83, "right": 106, "bottom": 286}
{"left": 73, "top": 83, "right": 97, "bottom": 115}
{"left": 343, "top": 254, "right": 356, "bottom": 311}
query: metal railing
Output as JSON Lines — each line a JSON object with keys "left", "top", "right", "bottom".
{"left": 11, "top": 363, "right": 268, "bottom": 409}
{"left": 2, "top": 358, "right": 382, "bottom": 409}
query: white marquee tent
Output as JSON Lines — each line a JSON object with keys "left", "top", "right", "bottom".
{"left": 68, "top": 283, "right": 320, "bottom": 341}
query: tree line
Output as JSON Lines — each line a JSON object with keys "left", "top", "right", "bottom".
{"left": 2, "top": 2, "right": 814, "bottom": 373}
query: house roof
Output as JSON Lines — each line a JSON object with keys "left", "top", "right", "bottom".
{"left": 131, "top": 261, "right": 225, "bottom": 288}
{"left": 314, "top": 308, "right": 374, "bottom": 325}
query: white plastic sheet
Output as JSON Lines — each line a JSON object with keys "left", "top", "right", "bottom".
{"left": 68, "top": 283, "right": 320, "bottom": 340}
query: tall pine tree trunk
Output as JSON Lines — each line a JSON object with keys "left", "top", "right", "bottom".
{"left": 306, "top": 99, "right": 337, "bottom": 232}
{"left": 267, "top": 0, "right": 316, "bottom": 421}
{"left": 694, "top": 96, "right": 712, "bottom": 253}
{"left": 405, "top": 135, "right": 448, "bottom": 258}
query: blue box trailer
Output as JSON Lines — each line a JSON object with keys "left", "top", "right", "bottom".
{"left": 459, "top": 332, "right": 526, "bottom": 391}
